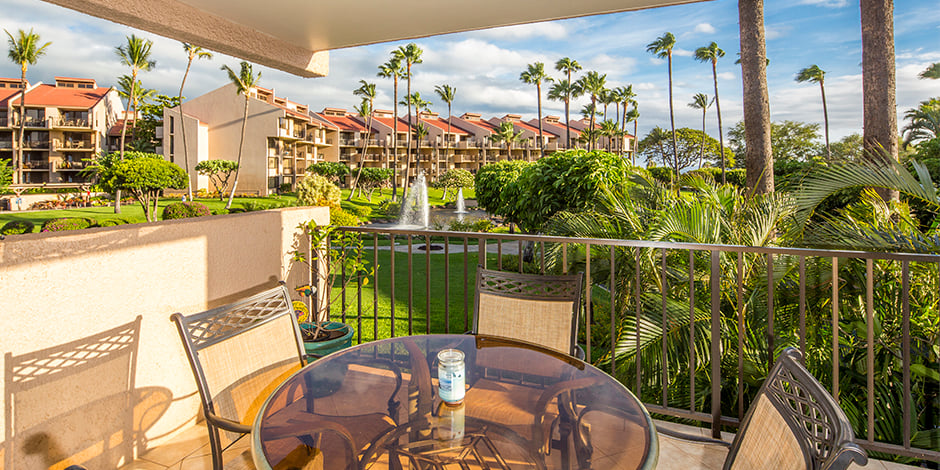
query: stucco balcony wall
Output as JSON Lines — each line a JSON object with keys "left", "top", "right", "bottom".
{"left": 0, "top": 206, "right": 327, "bottom": 469}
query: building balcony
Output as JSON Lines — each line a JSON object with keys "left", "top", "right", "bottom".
{"left": 0, "top": 141, "right": 12, "bottom": 149}
{"left": 23, "top": 140, "right": 50, "bottom": 150}
{"left": 54, "top": 160, "right": 88, "bottom": 170}
{"left": 52, "top": 117, "right": 91, "bottom": 129}
{"left": 21, "top": 117, "right": 49, "bottom": 128}
{"left": 0, "top": 117, "right": 8, "bottom": 127}
{"left": 22, "top": 160, "right": 50, "bottom": 169}
{"left": 55, "top": 139, "right": 95, "bottom": 151}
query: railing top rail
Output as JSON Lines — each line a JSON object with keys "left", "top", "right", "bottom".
{"left": 339, "top": 225, "right": 940, "bottom": 263}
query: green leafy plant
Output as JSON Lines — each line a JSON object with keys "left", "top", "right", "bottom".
{"left": 330, "top": 207, "right": 362, "bottom": 227}
{"left": 97, "top": 218, "right": 129, "bottom": 227}
{"left": 195, "top": 160, "right": 238, "bottom": 201}
{"left": 292, "top": 222, "right": 374, "bottom": 339}
{"left": 105, "top": 153, "right": 187, "bottom": 222}
{"left": 432, "top": 169, "right": 474, "bottom": 201}
{"left": 1, "top": 220, "right": 34, "bottom": 235}
{"left": 297, "top": 174, "right": 341, "bottom": 208}
{"left": 306, "top": 162, "right": 350, "bottom": 184}
{"left": 41, "top": 217, "right": 95, "bottom": 232}
{"left": 162, "top": 201, "right": 211, "bottom": 219}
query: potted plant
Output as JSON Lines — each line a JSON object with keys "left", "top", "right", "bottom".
{"left": 292, "top": 222, "right": 374, "bottom": 358}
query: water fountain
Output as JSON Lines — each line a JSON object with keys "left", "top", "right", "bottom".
{"left": 455, "top": 188, "right": 468, "bottom": 221}
{"left": 397, "top": 172, "right": 429, "bottom": 230}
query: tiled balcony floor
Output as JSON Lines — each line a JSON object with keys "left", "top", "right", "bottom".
{"left": 119, "top": 420, "right": 921, "bottom": 470}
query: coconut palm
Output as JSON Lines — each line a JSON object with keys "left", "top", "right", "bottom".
{"left": 738, "top": 0, "right": 774, "bottom": 194}
{"left": 400, "top": 91, "right": 430, "bottom": 180}
{"left": 115, "top": 34, "right": 156, "bottom": 157}
{"left": 901, "top": 100, "right": 940, "bottom": 146}
{"left": 548, "top": 80, "right": 579, "bottom": 149}
{"left": 796, "top": 65, "right": 831, "bottom": 160}
{"left": 575, "top": 71, "right": 607, "bottom": 151}
{"left": 625, "top": 108, "right": 640, "bottom": 164}
{"left": 491, "top": 121, "right": 523, "bottom": 159}
{"left": 220, "top": 61, "right": 261, "bottom": 209}
{"left": 611, "top": 86, "right": 633, "bottom": 154}
{"left": 920, "top": 63, "right": 940, "bottom": 80}
{"left": 5, "top": 29, "right": 50, "bottom": 183}
{"left": 520, "top": 62, "right": 553, "bottom": 156}
{"left": 598, "top": 88, "right": 615, "bottom": 122}
{"left": 555, "top": 57, "right": 582, "bottom": 150}
{"left": 688, "top": 93, "right": 712, "bottom": 169}
{"left": 695, "top": 42, "right": 728, "bottom": 183}
{"left": 349, "top": 80, "right": 377, "bottom": 200}
{"left": 394, "top": 43, "right": 423, "bottom": 186}
{"left": 178, "top": 43, "right": 212, "bottom": 201}
{"left": 600, "top": 120, "right": 620, "bottom": 153}
{"left": 861, "top": 0, "right": 899, "bottom": 201}
{"left": 434, "top": 84, "right": 457, "bottom": 148}
{"left": 377, "top": 56, "right": 405, "bottom": 200}
{"left": 647, "top": 32, "right": 679, "bottom": 175}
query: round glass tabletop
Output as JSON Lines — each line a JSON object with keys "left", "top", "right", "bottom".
{"left": 252, "top": 334, "right": 658, "bottom": 470}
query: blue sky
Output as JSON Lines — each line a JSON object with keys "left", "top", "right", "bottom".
{"left": 1, "top": 0, "right": 938, "bottom": 143}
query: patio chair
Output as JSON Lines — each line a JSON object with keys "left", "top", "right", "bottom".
{"left": 471, "top": 266, "right": 584, "bottom": 359}
{"left": 467, "top": 267, "right": 589, "bottom": 466}
{"left": 655, "top": 348, "right": 868, "bottom": 470}
{"left": 171, "top": 284, "right": 308, "bottom": 470}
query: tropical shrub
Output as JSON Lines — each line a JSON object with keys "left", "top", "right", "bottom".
{"left": 297, "top": 174, "right": 341, "bottom": 208}
{"left": 307, "top": 162, "right": 350, "bottom": 184}
{"left": 103, "top": 153, "right": 187, "bottom": 222}
{"left": 1, "top": 220, "right": 34, "bottom": 235}
{"left": 475, "top": 160, "right": 529, "bottom": 223}
{"left": 646, "top": 166, "right": 674, "bottom": 185}
{"left": 329, "top": 207, "right": 361, "bottom": 227}
{"left": 162, "top": 201, "right": 211, "bottom": 219}
{"left": 0, "top": 158, "right": 12, "bottom": 194}
{"left": 354, "top": 168, "right": 393, "bottom": 201}
{"left": 345, "top": 204, "right": 371, "bottom": 219}
{"left": 195, "top": 160, "right": 239, "bottom": 201}
{"left": 447, "top": 218, "right": 493, "bottom": 233}
{"left": 97, "top": 218, "right": 129, "bottom": 227}
{"left": 376, "top": 200, "right": 401, "bottom": 220}
{"left": 41, "top": 217, "right": 95, "bottom": 232}
{"left": 432, "top": 169, "right": 475, "bottom": 200}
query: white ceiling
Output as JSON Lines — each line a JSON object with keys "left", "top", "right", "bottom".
{"left": 43, "top": 0, "right": 708, "bottom": 77}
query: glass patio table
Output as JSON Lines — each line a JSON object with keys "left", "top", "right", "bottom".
{"left": 251, "top": 334, "right": 658, "bottom": 470}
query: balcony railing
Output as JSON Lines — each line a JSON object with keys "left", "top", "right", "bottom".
{"left": 52, "top": 117, "right": 91, "bottom": 128}
{"left": 23, "top": 160, "right": 50, "bottom": 169}
{"left": 22, "top": 118, "right": 48, "bottom": 128}
{"left": 324, "top": 226, "right": 940, "bottom": 464}
{"left": 55, "top": 160, "right": 87, "bottom": 170}
{"left": 0, "top": 141, "right": 12, "bottom": 149}
{"left": 24, "top": 140, "right": 50, "bottom": 149}
{"left": 55, "top": 139, "right": 94, "bottom": 150}
{"left": 0, "top": 117, "right": 8, "bottom": 127}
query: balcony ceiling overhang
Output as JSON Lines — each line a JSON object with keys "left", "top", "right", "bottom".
{"left": 41, "top": 0, "right": 708, "bottom": 78}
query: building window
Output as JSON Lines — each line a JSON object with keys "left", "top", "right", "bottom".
{"left": 169, "top": 116, "right": 175, "bottom": 133}
{"left": 170, "top": 135, "right": 175, "bottom": 156}
{"left": 268, "top": 157, "right": 277, "bottom": 170}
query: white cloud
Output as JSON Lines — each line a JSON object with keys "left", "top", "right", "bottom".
{"left": 648, "top": 57, "right": 665, "bottom": 66}
{"left": 798, "top": 0, "right": 849, "bottom": 7}
{"left": 695, "top": 23, "right": 717, "bottom": 34}
{"left": 717, "top": 72, "right": 736, "bottom": 81}
{"left": 765, "top": 26, "right": 787, "bottom": 41}
{"left": 673, "top": 48, "right": 694, "bottom": 58}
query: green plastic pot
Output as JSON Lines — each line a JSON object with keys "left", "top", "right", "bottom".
{"left": 300, "top": 321, "right": 355, "bottom": 358}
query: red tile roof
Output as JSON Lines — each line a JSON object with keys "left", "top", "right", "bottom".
{"left": 11, "top": 84, "right": 111, "bottom": 108}
{"left": 319, "top": 113, "right": 368, "bottom": 132}
{"left": 420, "top": 117, "right": 469, "bottom": 135}
{"left": 371, "top": 116, "right": 411, "bottom": 132}
{"left": 108, "top": 119, "right": 134, "bottom": 137}
{"left": 456, "top": 118, "right": 499, "bottom": 133}
{"left": 0, "top": 88, "right": 22, "bottom": 107}
{"left": 310, "top": 112, "right": 339, "bottom": 129}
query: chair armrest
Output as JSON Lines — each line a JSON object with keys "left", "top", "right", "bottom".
{"left": 206, "top": 412, "right": 252, "bottom": 434}
{"left": 656, "top": 425, "right": 732, "bottom": 447}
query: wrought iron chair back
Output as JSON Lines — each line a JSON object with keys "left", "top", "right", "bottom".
{"left": 472, "top": 267, "right": 584, "bottom": 359}
{"left": 171, "top": 283, "right": 306, "bottom": 470}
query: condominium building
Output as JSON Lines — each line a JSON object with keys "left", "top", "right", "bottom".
{"left": 0, "top": 77, "right": 124, "bottom": 186}
{"left": 163, "top": 84, "right": 331, "bottom": 195}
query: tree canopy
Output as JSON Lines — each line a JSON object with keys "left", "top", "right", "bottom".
{"left": 106, "top": 152, "right": 186, "bottom": 222}
{"left": 638, "top": 127, "right": 734, "bottom": 171}
{"left": 729, "top": 120, "right": 823, "bottom": 164}
{"left": 195, "top": 159, "right": 238, "bottom": 200}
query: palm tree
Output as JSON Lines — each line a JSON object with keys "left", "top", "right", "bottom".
{"left": 694, "top": 42, "right": 728, "bottom": 183}
{"left": 647, "top": 32, "right": 679, "bottom": 176}
{"left": 645, "top": 126, "right": 672, "bottom": 167}
{"left": 738, "top": 0, "right": 774, "bottom": 194}
{"left": 377, "top": 57, "right": 405, "bottom": 200}
{"left": 491, "top": 121, "right": 523, "bottom": 159}
{"left": 434, "top": 84, "right": 456, "bottom": 149}
{"left": 796, "top": 65, "right": 831, "bottom": 160}
{"left": 548, "top": 80, "right": 579, "bottom": 149}
{"left": 920, "top": 63, "right": 940, "bottom": 79}
{"left": 220, "top": 61, "right": 261, "bottom": 209}
{"left": 349, "top": 80, "right": 376, "bottom": 200}
{"left": 860, "top": 0, "right": 898, "bottom": 202}
{"left": 115, "top": 34, "right": 156, "bottom": 158}
{"left": 618, "top": 86, "right": 637, "bottom": 154}
{"left": 5, "top": 29, "right": 50, "bottom": 184}
{"left": 394, "top": 43, "right": 423, "bottom": 186}
{"left": 555, "top": 58, "right": 582, "bottom": 149}
{"left": 901, "top": 100, "right": 940, "bottom": 146}
{"left": 600, "top": 120, "right": 620, "bottom": 153}
{"left": 178, "top": 43, "right": 213, "bottom": 201}
{"left": 598, "top": 88, "right": 615, "bottom": 122}
{"left": 400, "top": 91, "right": 430, "bottom": 181}
{"left": 575, "top": 71, "right": 607, "bottom": 151}
{"left": 625, "top": 108, "right": 640, "bottom": 164}
{"left": 688, "top": 93, "right": 712, "bottom": 169}
{"left": 520, "top": 62, "right": 553, "bottom": 156}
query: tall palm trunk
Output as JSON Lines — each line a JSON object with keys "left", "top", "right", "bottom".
{"left": 711, "top": 60, "right": 727, "bottom": 184}
{"left": 349, "top": 111, "right": 373, "bottom": 201}
{"left": 179, "top": 60, "right": 194, "bottom": 201}
{"left": 565, "top": 69, "right": 572, "bottom": 149}
{"left": 16, "top": 66, "right": 26, "bottom": 184}
{"left": 667, "top": 52, "right": 679, "bottom": 178}
{"left": 590, "top": 96, "right": 597, "bottom": 151}
{"left": 226, "top": 95, "right": 249, "bottom": 209}
{"left": 820, "top": 80, "right": 831, "bottom": 160}
{"left": 861, "top": 0, "right": 898, "bottom": 201}
{"left": 739, "top": 0, "right": 774, "bottom": 194}
{"left": 699, "top": 108, "right": 706, "bottom": 169}
{"left": 392, "top": 76, "right": 399, "bottom": 200}
{"left": 404, "top": 65, "right": 413, "bottom": 190}
{"left": 536, "top": 81, "right": 544, "bottom": 157}
{"left": 633, "top": 119, "right": 639, "bottom": 160}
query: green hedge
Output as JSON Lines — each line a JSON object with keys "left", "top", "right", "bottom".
{"left": 41, "top": 217, "right": 95, "bottom": 232}
{"left": 1, "top": 220, "right": 34, "bottom": 235}
{"left": 162, "top": 202, "right": 211, "bottom": 220}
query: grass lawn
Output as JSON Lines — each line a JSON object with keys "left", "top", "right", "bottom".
{"left": 1, "top": 186, "right": 477, "bottom": 232}
{"left": 319, "top": 246, "right": 502, "bottom": 345}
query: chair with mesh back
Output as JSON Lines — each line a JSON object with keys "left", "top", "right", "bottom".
{"left": 467, "top": 267, "right": 588, "bottom": 467}
{"left": 171, "top": 284, "right": 308, "bottom": 470}
{"left": 657, "top": 348, "right": 868, "bottom": 470}
{"left": 472, "top": 267, "right": 584, "bottom": 359}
